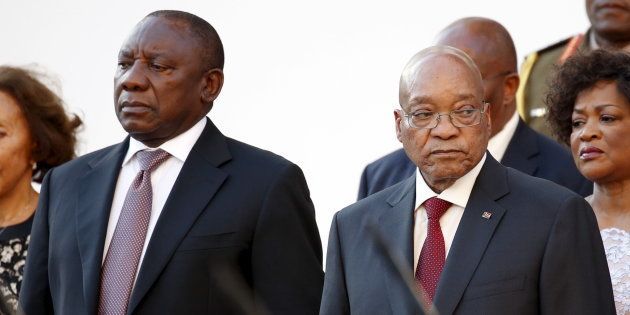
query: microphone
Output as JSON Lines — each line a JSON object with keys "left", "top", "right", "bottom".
{"left": 366, "top": 220, "right": 438, "bottom": 315}
{"left": 209, "top": 264, "right": 270, "bottom": 315}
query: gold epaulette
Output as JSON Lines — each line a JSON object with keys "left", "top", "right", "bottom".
{"left": 516, "top": 52, "right": 538, "bottom": 120}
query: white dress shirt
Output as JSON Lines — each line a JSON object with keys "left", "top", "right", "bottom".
{"left": 487, "top": 110, "right": 519, "bottom": 162}
{"left": 413, "top": 154, "right": 486, "bottom": 271}
{"left": 102, "top": 118, "right": 207, "bottom": 282}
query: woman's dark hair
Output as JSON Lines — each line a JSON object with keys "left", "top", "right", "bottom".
{"left": 0, "top": 66, "right": 82, "bottom": 183}
{"left": 546, "top": 49, "right": 630, "bottom": 145}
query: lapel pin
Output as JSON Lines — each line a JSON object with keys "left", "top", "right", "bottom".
{"left": 482, "top": 211, "right": 492, "bottom": 220}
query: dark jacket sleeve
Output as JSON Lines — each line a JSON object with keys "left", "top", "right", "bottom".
{"left": 538, "top": 195, "right": 615, "bottom": 314}
{"left": 357, "top": 167, "right": 370, "bottom": 201}
{"left": 19, "top": 170, "right": 54, "bottom": 314}
{"left": 251, "top": 163, "right": 324, "bottom": 315}
{"left": 320, "top": 212, "right": 350, "bottom": 315}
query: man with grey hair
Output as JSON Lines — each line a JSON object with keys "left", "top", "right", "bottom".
{"left": 320, "top": 46, "right": 614, "bottom": 314}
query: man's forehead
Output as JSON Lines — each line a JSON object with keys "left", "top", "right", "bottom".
{"left": 406, "top": 54, "right": 481, "bottom": 88}
{"left": 399, "top": 51, "right": 483, "bottom": 107}
{"left": 118, "top": 17, "right": 201, "bottom": 58}
{"left": 410, "top": 52, "right": 475, "bottom": 75}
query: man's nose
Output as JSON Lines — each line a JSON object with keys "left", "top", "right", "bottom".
{"left": 431, "top": 114, "right": 459, "bottom": 139}
{"left": 120, "top": 63, "right": 149, "bottom": 91}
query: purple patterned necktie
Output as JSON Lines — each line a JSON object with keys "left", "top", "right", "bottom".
{"left": 415, "top": 197, "right": 452, "bottom": 303}
{"left": 98, "top": 149, "right": 171, "bottom": 315}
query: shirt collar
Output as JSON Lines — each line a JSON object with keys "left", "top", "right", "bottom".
{"left": 122, "top": 117, "right": 207, "bottom": 166}
{"left": 487, "top": 110, "right": 519, "bottom": 161}
{"left": 415, "top": 153, "right": 487, "bottom": 210}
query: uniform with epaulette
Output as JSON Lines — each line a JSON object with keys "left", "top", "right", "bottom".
{"left": 517, "top": 31, "right": 589, "bottom": 139}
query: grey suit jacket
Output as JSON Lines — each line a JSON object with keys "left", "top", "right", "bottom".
{"left": 322, "top": 155, "right": 614, "bottom": 315}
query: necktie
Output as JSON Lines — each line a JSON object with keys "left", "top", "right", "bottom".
{"left": 98, "top": 149, "right": 171, "bottom": 315}
{"left": 415, "top": 197, "right": 452, "bottom": 302}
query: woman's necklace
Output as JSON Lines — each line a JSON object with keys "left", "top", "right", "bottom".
{"left": 0, "top": 198, "right": 36, "bottom": 238}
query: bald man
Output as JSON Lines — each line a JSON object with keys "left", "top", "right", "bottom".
{"left": 358, "top": 17, "right": 592, "bottom": 200}
{"left": 520, "top": 0, "right": 630, "bottom": 138}
{"left": 321, "top": 45, "right": 614, "bottom": 315}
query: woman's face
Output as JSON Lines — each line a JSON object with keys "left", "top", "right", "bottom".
{"left": 0, "top": 91, "right": 34, "bottom": 198}
{"left": 571, "top": 80, "right": 630, "bottom": 184}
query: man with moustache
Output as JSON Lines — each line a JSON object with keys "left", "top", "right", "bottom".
{"left": 358, "top": 17, "right": 592, "bottom": 199}
{"left": 520, "top": 0, "right": 630, "bottom": 137}
{"left": 20, "top": 10, "right": 323, "bottom": 315}
{"left": 320, "top": 46, "right": 614, "bottom": 314}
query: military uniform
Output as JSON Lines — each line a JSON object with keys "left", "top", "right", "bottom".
{"left": 517, "top": 31, "right": 590, "bottom": 139}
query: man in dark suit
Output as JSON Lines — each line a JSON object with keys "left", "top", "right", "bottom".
{"left": 358, "top": 18, "right": 592, "bottom": 199}
{"left": 321, "top": 45, "right": 615, "bottom": 314}
{"left": 20, "top": 10, "right": 323, "bottom": 315}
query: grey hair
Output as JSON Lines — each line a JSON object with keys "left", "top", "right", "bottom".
{"left": 398, "top": 45, "right": 483, "bottom": 107}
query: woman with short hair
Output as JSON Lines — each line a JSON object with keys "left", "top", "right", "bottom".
{"left": 547, "top": 49, "right": 630, "bottom": 315}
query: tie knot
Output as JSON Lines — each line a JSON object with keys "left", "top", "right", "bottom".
{"left": 424, "top": 197, "right": 451, "bottom": 219}
{"left": 136, "top": 149, "right": 171, "bottom": 172}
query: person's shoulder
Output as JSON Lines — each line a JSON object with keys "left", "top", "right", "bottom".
{"left": 534, "top": 36, "right": 575, "bottom": 56}
{"left": 225, "top": 137, "right": 292, "bottom": 165}
{"left": 527, "top": 33, "right": 587, "bottom": 62}
{"left": 52, "top": 143, "right": 123, "bottom": 175}
{"left": 532, "top": 129, "right": 572, "bottom": 161}
{"left": 222, "top": 137, "right": 306, "bottom": 184}
{"left": 338, "top": 178, "right": 410, "bottom": 222}
{"left": 365, "top": 148, "right": 409, "bottom": 171}
{"left": 504, "top": 165, "right": 581, "bottom": 204}
{"left": 531, "top": 129, "right": 593, "bottom": 193}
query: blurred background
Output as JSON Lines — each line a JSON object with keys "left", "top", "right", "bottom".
{"left": 0, "top": 0, "right": 589, "bottom": 254}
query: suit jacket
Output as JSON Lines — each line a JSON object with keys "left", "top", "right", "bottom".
{"left": 358, "top": 119, "right": 592, "bottom": 199}
{"left": 20, "top": 119, "right": 324, "bottom": 315}
{"left": 322, "top": 155, "right": 615, "bottom": 315}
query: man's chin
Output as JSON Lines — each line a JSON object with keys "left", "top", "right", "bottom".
{"left": 120, "top": 119, "right": 158, "bottom": 135}
{"left": 421, "top": 163, "right": 470, "bottom": 181}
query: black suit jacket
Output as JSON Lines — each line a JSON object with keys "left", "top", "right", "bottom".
{"left": 358, "top": 119, "right": 592, "bottom": 198}
{"left": 20, "top": 119, "right": 324, "bottom": 315}
{"left": 322, "top": 155, "right": 615, "bottom": 315}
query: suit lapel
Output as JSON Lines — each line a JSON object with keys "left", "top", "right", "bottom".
{"left": 501, "top": 119, "right": 539, "bottom": 176}
{"left": 377, "top": 175, "right": 422, "bottom": 314}
{"left": 76, "top": 140, "right": 129, "bottom": 314}
{"left": 433, "top": 156, "right": 509, "bottom": 314}
{"left": 127, "top": 119, "right": 231, "bottom": 314}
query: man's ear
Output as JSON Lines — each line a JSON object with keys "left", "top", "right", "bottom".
{"left": 394, "top": 109, "right": 404, "bottom": 143}
{"left": 503, "top": 73, "right": 520, "bottom": 105}
{"left": 201, "top": 68, "right": 224, "bottom": 105}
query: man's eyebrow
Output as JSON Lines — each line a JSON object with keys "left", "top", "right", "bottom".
{"left": 408, "top": 93, "right": 477, "bottom": 106}
{"left": 453, "top": 93, "right": 477, "bottom": 101}
{"left": 408, "top": 96, "right": 434, "bottom": 106}
{"left": 118, "top": 49, "right": 134, "bottom": 58}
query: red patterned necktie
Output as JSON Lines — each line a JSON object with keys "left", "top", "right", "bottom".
{"left": 415, "top": 197, "right": 452, "bottom": 302}
{"left": 98, "top": 149, "right": 171, "bottom": 315}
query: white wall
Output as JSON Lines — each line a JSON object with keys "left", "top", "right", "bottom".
{"left": 0, "top": 0, "right": 589, "bottom": 254}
